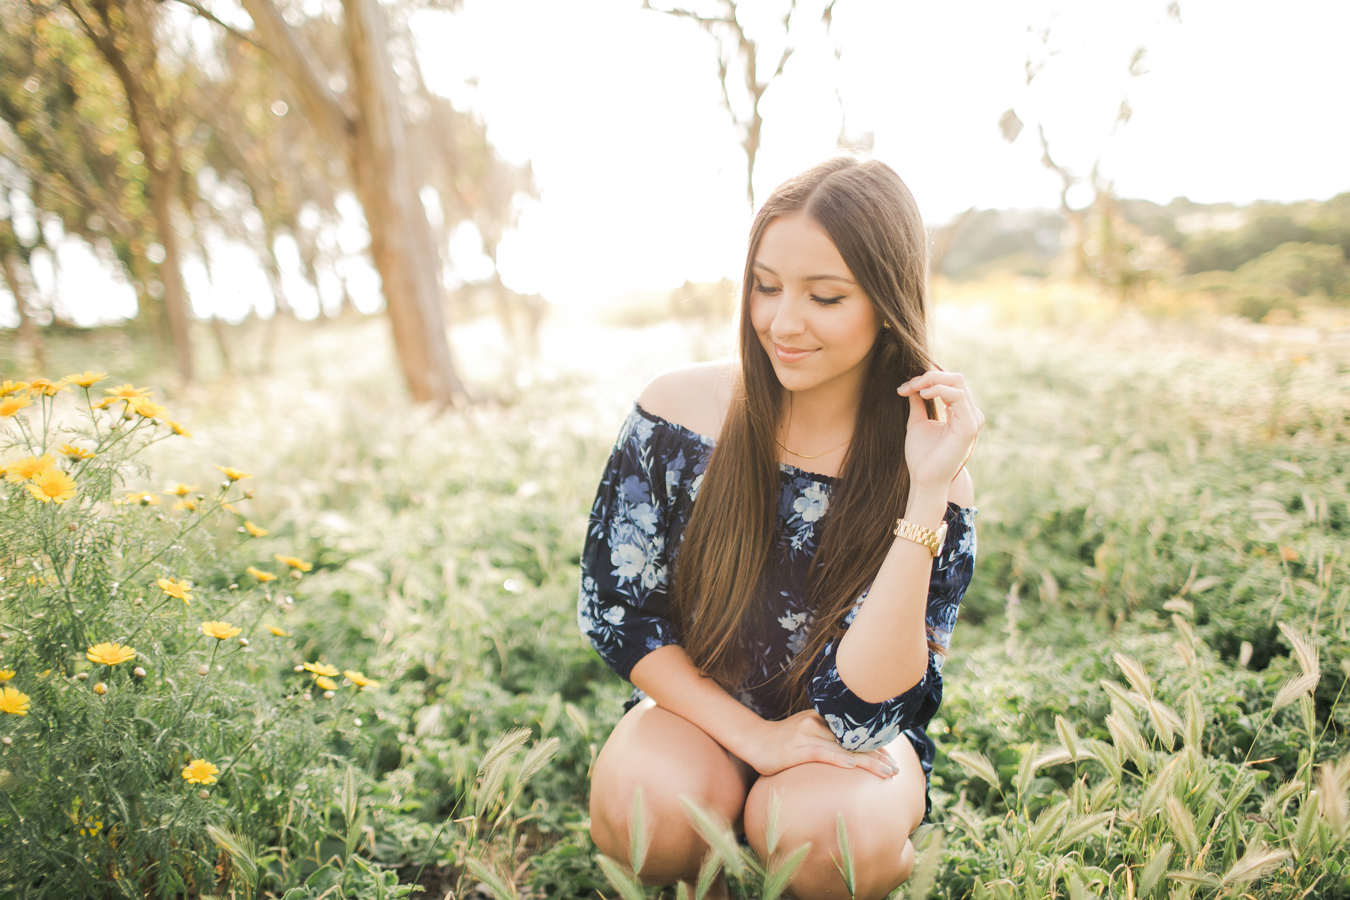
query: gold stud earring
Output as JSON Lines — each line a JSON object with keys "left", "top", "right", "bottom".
{"left": 882, "top": 320, "right": 892, "bottom": 330}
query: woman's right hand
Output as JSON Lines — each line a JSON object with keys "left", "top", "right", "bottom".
{"left": 743, "top": 709, "right": 900, "bottom": 779}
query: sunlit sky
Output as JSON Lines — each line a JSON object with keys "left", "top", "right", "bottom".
{"left": 3, "top": 0, "right": 1348, "bottom": 325}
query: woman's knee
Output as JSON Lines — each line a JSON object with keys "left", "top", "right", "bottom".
{"left": 589, "top": 701, "right": 751, "bottom": 882}
{"left": 742, "top": 754, "right": 925, "bottom": 900}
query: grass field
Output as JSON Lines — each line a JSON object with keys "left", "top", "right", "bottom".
{"left": 1, "top": 294, "right": 1347, "bottom": 899}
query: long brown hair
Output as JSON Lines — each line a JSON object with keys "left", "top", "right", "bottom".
{"left": 670, "top": 157, "right": 936, "bottom": 712}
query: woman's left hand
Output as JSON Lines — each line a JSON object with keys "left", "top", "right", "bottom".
{"left": 897, "top": 370, "right": 984, "bottom": 492}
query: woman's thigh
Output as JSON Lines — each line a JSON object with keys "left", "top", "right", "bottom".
{"left": 742, "top": 734, "right": 927, "bottom": 900}
{"left": 590, "top": 698, "right": 755, "bottom": 884}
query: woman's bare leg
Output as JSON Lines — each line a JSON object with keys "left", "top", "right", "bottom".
{"left": 742, "top": 734, "right": 927, "bottom": 900}
{"left": 590, "top": 698, "right": 756, "bottom": 888}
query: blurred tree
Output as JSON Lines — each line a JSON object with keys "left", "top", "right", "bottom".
{"left": 643, "top": 0, "right": 838, "bottom": 209}
{"left": 1236, "top": 242, "right": 1348, "bottom": 302}
{"left": 236, "top": 0, "right": 471, "bottom": 405}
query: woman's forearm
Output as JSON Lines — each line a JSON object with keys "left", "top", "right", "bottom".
{"left": 629, "top": 643, "right": 767, "bottom": 762}
{"left": 833, "top": 485, "right": 950, "bottom": 703}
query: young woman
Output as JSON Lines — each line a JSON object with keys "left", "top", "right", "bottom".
{"left": 578, "top": 157, "right": 981, "bottom": 900}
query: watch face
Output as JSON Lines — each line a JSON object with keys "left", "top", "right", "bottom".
{"left": 934, "top": 522, "right": 949, "bottom": 555}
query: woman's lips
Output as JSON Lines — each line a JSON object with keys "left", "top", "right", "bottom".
{"left": 773, "top": 343, "right": 816, "bottom": 363}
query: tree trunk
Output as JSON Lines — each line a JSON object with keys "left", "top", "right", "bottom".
{"left": 146, "top": 160, "right": 193, "bottom": 382}
{"left": 1, "top": 250, "right": 45, "bottom": 371}
{"left": 343, "top": 0, "right": 465, "bottom": 406}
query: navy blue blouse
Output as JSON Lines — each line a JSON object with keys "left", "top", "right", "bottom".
{"left": 578, "top": 403, "right": 976, "bottom": 782}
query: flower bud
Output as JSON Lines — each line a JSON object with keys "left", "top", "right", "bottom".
{"left": 353, "top": 718, "right": 363, "bottom": 727}
{"left": 74, "top": 609, "right": 83, "bottom": 616}
{"left": 197, "top": 664, "right": 210, "bottom": 676}
{"left": 75, "top": 672, "right": 89, "bottom": 681}
{"left": 244, "top": 489, "right": 254, "bottom": 498}
{"left": 199, "top": 789, "right": 210, "bottom": 799}
{"left": 93, "top": 682, "right": 107, "bottom": 695}
{"left": 238, "top": 637, "right": 249, "bottom": 647}
{"left": 323, "top": 690, "right": 335, "bottom": 699}
{"left": 133, "top": 667, "right": 147, "bottom": 678}
{"left": 293, "top": 664, "right": 305, "bottom": 673}
{"left": 2, "top": 736, "right": 12, "bottom": 746}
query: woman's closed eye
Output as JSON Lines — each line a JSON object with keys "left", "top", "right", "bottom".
{"left": 811, "top": 294, "right": 844, "bottom": 306}
{"left": 753, "top": 283, "right": 780, "bottom": 296}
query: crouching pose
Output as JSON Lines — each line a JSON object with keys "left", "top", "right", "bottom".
{"left": 578, "top": 157, "right": 981, "bottom": 900}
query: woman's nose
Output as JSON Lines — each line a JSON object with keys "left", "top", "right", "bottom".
{"left": 771, "top": 292, "right": 808, "bottom": 337}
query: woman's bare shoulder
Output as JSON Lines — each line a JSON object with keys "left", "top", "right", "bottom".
{"left": 637, "top": 358, "right": 737, "bottom": 440}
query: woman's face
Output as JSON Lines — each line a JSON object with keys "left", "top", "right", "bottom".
{"left": 749, "top": 213, "right": 882, "bottom": 399}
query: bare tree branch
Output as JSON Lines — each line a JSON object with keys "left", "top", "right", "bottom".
{"left": 166, "top": 0, "right": 264, "bottom": 51}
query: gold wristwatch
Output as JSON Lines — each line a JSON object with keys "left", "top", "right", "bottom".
{"left": 893, "top": 517, "right": 947, "bottom": 557}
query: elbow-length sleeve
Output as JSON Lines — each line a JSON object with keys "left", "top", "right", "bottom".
{"left": 807, "top": 504, "right": 977, "bottom": 753}
{"left": 578, "top": 406, "right": 701, "bottom": 681}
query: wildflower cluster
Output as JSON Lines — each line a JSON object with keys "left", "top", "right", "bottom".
{"left": 0, "top": 372, "right": 380, "bottom": 897}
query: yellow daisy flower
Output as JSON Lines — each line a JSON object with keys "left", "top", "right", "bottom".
{"left": 220, "top": 502, "right": 239, "bottom": 514}
{"left": 104, "top": 383, "right": 152, "bottom": 400}
{"left": 0, "top": 687, "right": 32, "bottom": 715}
{"left": 181, "top": 758, "right": 219, "bottom": 785}
{"left": 344, "top": 670, "right": 378, "bottom": 689}
{"left": 216, "top": 465, "right": 251, "bottom": 482}
{"left": 123, "top": 491, "right": 161, "bottom": 506}
{"left": 157, "top": 577, "right": 193, "bottom": 603}
{"left": 165, "top": 419, "right": 192, "bottom": 437}
{"left": 59, "top": 444, "right": 94, "bottom": 461}
{"left": 165, "top": 483, "right": 198, "bottom": 496}
{"left": 243, "top": 521, "right": 268, "bottom": 537}
{"left": 172, "top": 499, "right": 199, "bottom": 512}
{"left": 29, "top": 378, "right": 68, "bottom": 397}
{"left": 86, "top": 642, "right": 137, "bottom": 666}
{"left": 200, "top": 621, "right": 242, "bottom": 641}
{"left": 274, "top": 555, "right": 312, "bottom": 572}
{"left": 266, "top": 625, "right": 290, "bottom": 637}
{"left": 129, "top": 397, "right": 167, "bottom": 419}
{"left": 0, "top": 396, "right": 31, "bottom": 417}
{"left": 4, "top": 454, "right": 54, "bottom": 483}
{"left": 303, "top": 661, "right": 339, "bottom": 678}
{"left": 28, "top": 469, "right": 78, "bottom": 504}
{"left": 247, "top": 566, "right": 277, "bottom": 583}
{"left": 314, "top": 675, "right": 338, "bottom": 690}
{"left": 0, "top": 669, "right": 15, "bottom": 681}
{"left": 0, "top": 380, "right": 29, "bottom": 397}
{"left": 79, "top": 818, "right": 104, "bottom": 837}
{"left": 64, "top": 371, "right": 107, "bottom": 388}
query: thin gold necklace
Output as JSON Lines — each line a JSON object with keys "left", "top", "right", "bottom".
{"left": 774, "top": 435, "right": 851, "bottom": 460}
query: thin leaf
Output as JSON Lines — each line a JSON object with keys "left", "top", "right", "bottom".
{"left": 464, "top": 854, "right": 519, "bottom": 900}
{"left": 1055, "top": 715, "right": 1081, "bottom": 761}
{"left": 948, "top": 749, "right": 1000, "bottom": 790}
{"left": 1138, "top": 842, "right": 1173, "bottom": 895}
{"left": 906, "top": 829, "right": 944, "bottom": 900}
{"left": 1219, "top": 844, "right": 1290, "bottom": 887}
{"left": 832, "top": 813, "right": 856, "bottom": 898}
{"left": 629, "top": 787, "right": 651, "bottom": 876}
{"left": 1272, "top": 673, "right": 1320, "bottom": 711}
{"left": 679, "top": 797, "right": 742, "bottom": 879}
{"left": 1113, "top": 653, "right": 1153, "bottom": 700}
{"left": 595, "top": 855, "right": 646, "bottom": 900}
{"left": 765, "top": 787, "right": 784, "bottom": 856}
{"left": 694, "top": 849, "right": 722, "bottom": 900}
{"left": 761, "top": 841, "right": 811, "bottom": 900}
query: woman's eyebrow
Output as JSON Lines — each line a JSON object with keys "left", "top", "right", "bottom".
{"left": 751, "top": 261, "right": 855, "bottom": 284}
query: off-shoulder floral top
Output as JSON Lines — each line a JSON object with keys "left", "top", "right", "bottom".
{"left": 578, "top": 403, "right": 976, "bottom": 815}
